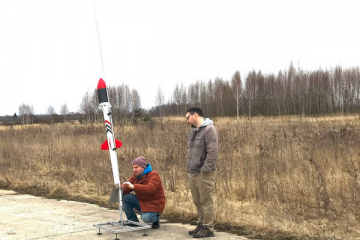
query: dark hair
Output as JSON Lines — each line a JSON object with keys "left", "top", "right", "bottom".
{"left": 186, "top": 107, "right": 203, "bottom": 117}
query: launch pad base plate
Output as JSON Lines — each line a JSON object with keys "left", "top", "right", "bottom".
{"left": 94, "top": 220, "right": 151, "bottom": 234}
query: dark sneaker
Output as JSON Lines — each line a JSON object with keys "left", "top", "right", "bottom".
{"left": 189, "top": 224, "right": 203, "bottom": 235}
{"left": 151, "top": 221, "right": 160, "bottom": 229}
{"left": 193, "top": 227, "right": 214, "bottom": 238}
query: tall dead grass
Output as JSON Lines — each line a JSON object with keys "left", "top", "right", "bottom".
{"left": 1, "top": 116, "right": 360, "bottom": 239}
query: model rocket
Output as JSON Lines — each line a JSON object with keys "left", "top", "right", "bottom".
{"left": 97, "top": 78, "right": 122, "bottom": 185}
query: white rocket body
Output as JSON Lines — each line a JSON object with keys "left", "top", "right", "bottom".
{"left": 97, "top": 78, "right": 122, "bottom": 185}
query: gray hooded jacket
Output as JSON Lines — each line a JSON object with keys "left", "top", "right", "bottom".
{"left": 187, "top": 118, "right": 219, "bottom": 176}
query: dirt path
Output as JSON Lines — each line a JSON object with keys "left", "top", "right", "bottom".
{"left": 0, "top": 190, "right": 248, "bottom": 240}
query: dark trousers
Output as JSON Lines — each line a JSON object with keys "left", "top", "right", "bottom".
{"left": 122, "top": 194, "right": 159, "bottom": 223}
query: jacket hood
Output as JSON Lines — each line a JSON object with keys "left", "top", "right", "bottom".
{"left": 197, "top": 118, "right": 213, "bottom": 129}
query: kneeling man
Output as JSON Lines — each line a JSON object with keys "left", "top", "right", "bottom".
{"left": 121, "top": 156, "right": 166, "bottom": 229}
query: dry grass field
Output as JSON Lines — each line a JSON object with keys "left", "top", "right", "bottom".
{"left": 1, "top": 115, "right": 360, "bottom": 239}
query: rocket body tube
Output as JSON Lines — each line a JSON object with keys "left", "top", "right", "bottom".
{"left": 97, "top": 78, "right": 122, "bottom": 185}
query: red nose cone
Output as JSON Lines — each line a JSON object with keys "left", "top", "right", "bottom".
{"left": 97, "top": 78, "right": 106, "bottom": 90}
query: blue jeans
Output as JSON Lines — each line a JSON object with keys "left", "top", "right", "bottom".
{"left": 122, "top": 194, "right": 159, "bottom": 223}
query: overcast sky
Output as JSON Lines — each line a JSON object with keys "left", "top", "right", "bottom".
{"left": 0, "top": 0, "right": 359, "bottom": 116}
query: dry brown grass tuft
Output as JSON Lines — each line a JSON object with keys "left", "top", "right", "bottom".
{"left": 1, "top": 116, "right": 360, "bottom": 239}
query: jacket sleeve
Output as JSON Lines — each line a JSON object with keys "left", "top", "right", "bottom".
{"left": 122, "top": 175, "right": 136, "bottom": 195}
{"left": 133, "top": 172, "right": 160, "bottom": 195}
{"left": 201, "top": 126, "right": 219, "bottom": 173}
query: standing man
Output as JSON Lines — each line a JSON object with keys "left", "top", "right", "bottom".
{"left": 121, "top": 156, "right": 166, "bottom": 229}
{"left": 185, "top": 107, "right": 218, "bottom": 238}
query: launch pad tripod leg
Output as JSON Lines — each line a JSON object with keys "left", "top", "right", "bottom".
{"left": 97, "top": 228, "right": 102, "bottom": 235}
{"left": 143, "top": 230, "right": 148, "bottom": 236}
{"left": 115, "top": 233, "right": 120, "bottom": 240}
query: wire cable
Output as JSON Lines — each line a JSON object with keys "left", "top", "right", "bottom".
{"left": 92, "top": 0, "right": 106, "bottom": 80}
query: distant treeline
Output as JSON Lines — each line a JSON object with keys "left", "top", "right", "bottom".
{"left": 2, "top": 64, "right": 360, "bottom": 125}
{"left": 150, "top": 64, "right": 360, "bottom": 118}
{"left": 0, "top": 113, "right": 84, "bottom": 125}
{"left": 0, "top": 83, "right": 143, "bottom": 125}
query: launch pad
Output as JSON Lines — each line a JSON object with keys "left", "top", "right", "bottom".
{"left": 93, "top": 188, "right": 151, "bottom": 239}
{"left": 94, "top": 220, "right": 151, "bottom": 239}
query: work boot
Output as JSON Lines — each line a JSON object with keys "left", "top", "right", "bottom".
{"left": 151, "top": 221, "right": 160, "bottom": 229}
{"left": 193, "top": 227, "right": 214, "bottom": 238}
{"left": 188, "top": 223, "right": 203, "bottom": 235}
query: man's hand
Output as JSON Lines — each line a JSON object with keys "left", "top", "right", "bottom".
{"left": 120, "top": 181, "right": 134, "bottom": 189}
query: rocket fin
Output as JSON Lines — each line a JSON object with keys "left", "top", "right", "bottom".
{"left": 115, "top": 139, "right": 122, "bottom": 148}
{"left": 101, "top": 139, "right": 122, "bottom": 150}
{"left": 101, "top": 140, "right": 109, "bottom": 150}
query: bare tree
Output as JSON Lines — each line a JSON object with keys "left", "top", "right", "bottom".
{"left": 18, "top": 104, "right": 26, "bottom": 124}
{"left": 132, "top": 89, "right": 141, "bottom": 111}
{"left": 231, "top": 71, "right": 243, "bottom": 120}
{"left": 108, "top": 86, "right": 117, "bottom": 121}
{"left": 18, "top": 103, "right": 34, "bottom": 124}
{"left": 245, "top": 71, "right": 256, "bottom": 118}
{"left": 214, "top": 78, "right": 224, "bottom": 116}
{"left": 90, "top": 89, "right": 99, "bottom": 122}
{"left": 172, "top": 84, "right": 183, "bottom": 115}
{"left": 47, "top": 105, "right": 56, "bottom": 124}
{"left": 181, "top": 85, "right": 187, "bottom": 115}
{"left": 125, "top": 86, "right": 133, "bottom": 119}
{"left": 187, "top": 84, "right": 197, "bottom": 107}
{"left": 60, "top": 104, "right": 69, "bottom": 122}
{"left": 79, "top": 91, "right": 92, "bottom": 122}
{"left": 115, "top": 85, "right": 126, "bottom": 123}
{"left": 207, "top": 80, "right": 215, "bottom": 117}
{"left": 114, "top": 84, "right": 133, "bottom": 123}
{"left": 155, "top": 86, "right": 164, "bottom": 118}
{"left": 29, "top": 105, "right": 34, "bottom": 124}
{"left": 171, "top": 83, "right": 187, "bottom": 115}
{"left": 131, "top": 89, "right": 141, "bottom": 122}
{"left": 199, "top": 81, "right": 207, "bottom": 112}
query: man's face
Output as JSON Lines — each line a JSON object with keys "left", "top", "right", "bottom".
{"left": 185, "top": 112, "right": 196, "bottom": 128}
{"left": 133, "top": 164, "right": 144, "bottom": 177}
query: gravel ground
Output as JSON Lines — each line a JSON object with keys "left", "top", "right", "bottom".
{"left": 0, "top": 189, "right": 248, "bottom": 240}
